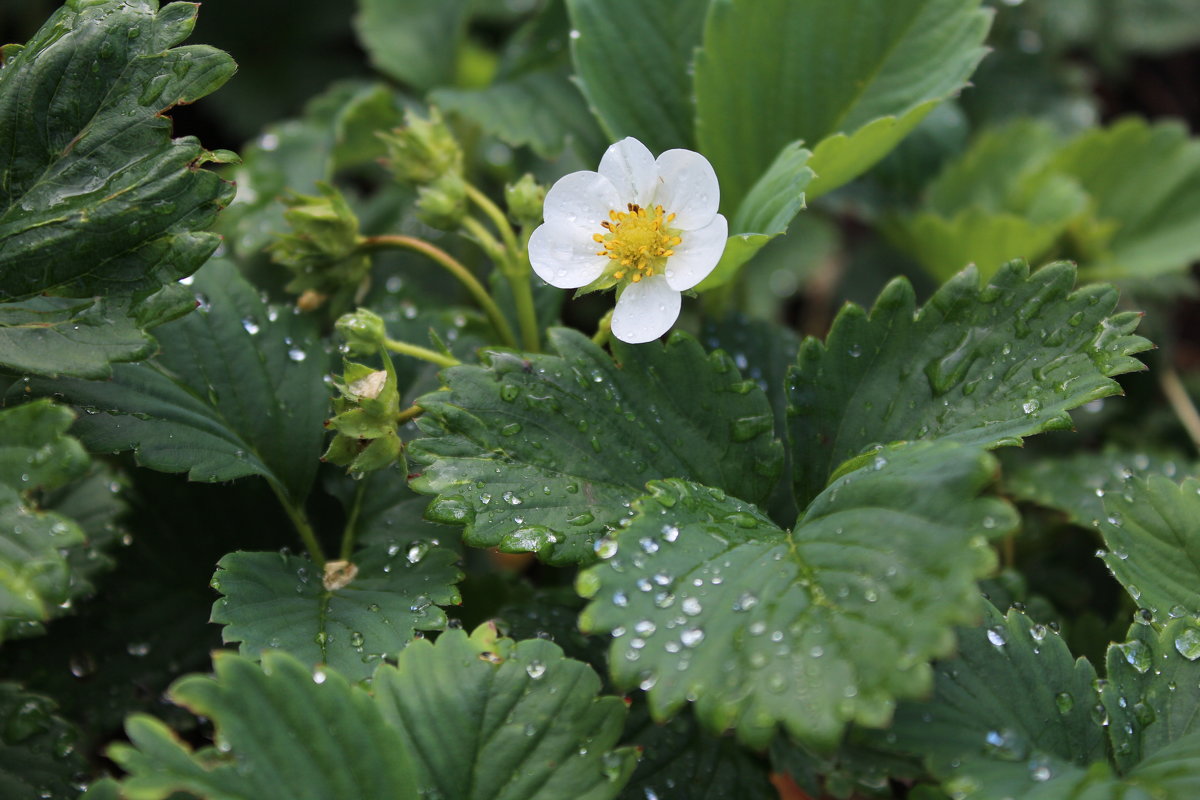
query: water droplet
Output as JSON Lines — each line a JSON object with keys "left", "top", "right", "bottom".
{"left": 288, "top": 347, "right": 307, "bottom": 362}
{"left": 500, "top": 422, "right": 522, "bottom": 436}
{"left": 680, "top": 628, "right": 704, "bottom": 647}
{"left": 987, "top": 626, "right": 1007, "bottom": 647}
{"left": 525, "top": 660, "right": 546, "bottom": 679}
{"left": 1022, "top": 399, "right": 1041, "bottom": 415}
{"left": 1174, "top": 626, "right": 1200, "bottom": 660}
{"left": 500, "top": 384, "right": 520, "bottom": 402}
{"left": 1055, "top": 692, "right": 1074, "bottom": 714}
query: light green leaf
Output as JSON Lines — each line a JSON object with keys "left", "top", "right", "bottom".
{"left": 884, "top": 120, "right": 1089, "bottom": 281}
{"left": 620, "top": 707, "right": 777, "bottom": 800}
{"left": 353, "top": 0, "right": 468, "bottom": 90}
{"left": 566, "top": 0, "right": 708, "bottom": 154}
{"left": 1051, "top": 118, "right": 1200, "bottom": 280}
{"left": 806, "top": 101, "right": 937, "bottom": 200}
{"left": 883, "top": 208, "right": 1075, "bottom": 283}
{"left": 577, "top": 441, "right": 1012, "bottom": 750}
{"left": 694, "top": 0, "right": 992, "bottom": 210}
{"left": 433, "top": 69, "right": 605, "bottom": 159}
{"left": 109, "top": 651, "right": 421, "bottom": 800}
{"left": 787, "top": 261, "right": 1151, "bottom": 507}
{"left": 1105, "top": 617, "right": 1200, "bottom": 774}
{"left": 27, "top": 259, "right": 330, "bottom": 505}
{"left": 409, "top": 329, "right": 783, "bottom": 565}
{"left": 210, "top": 546, "right": 462, "bottom": 682}
{"left": 696, "top": 142, "right": 814, "bottom": 292}
{"left": 0, "top": 400, "right": 89, "bottom": 641}
{"left": 1094, "top": 476, "right": 1200, "bottom": 619}
{"left": 0, "top": 0, "right": 235, "bottom": 301}
{"left": 373, "top": 626, "right": 637, "bottom": 800}
{"left": 856, "top": 603, "right": 1106, "bottom": 800}
{"left": 0, "top": 683, "right": 87, "bottom": 800}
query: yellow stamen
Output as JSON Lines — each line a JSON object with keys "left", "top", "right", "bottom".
{"left": 592, "top": 203, "right": 683, "bottom": 284}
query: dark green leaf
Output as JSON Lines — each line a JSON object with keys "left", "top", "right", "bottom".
{"left": 857, "top": 603, "right": 1106, "bottom": 799}
{"left": 110, "top": 650, "right": 422, "bottom": 800}
{"left": 694, "top": 0, "right": 992, "bottom": 209}
{"left": 433, "top": 69, "right": 604, "bottom": 159}
{"left": 0, "top": 297, "right": 155, "bottom": 379}
{"left": 0, "top": 400, "right": 90, "bottom": 641}
{"left": 1093, "top": 475, "right": 1200, "bottom": 621}
{"left": 0, "top": 0, "right": 235, "bottom": 301}
{"left": 0, "top": 683, "right": 87, "bottom": 800}
{"left": 373, "top": 626, "right": 638, "bottom": 799}
{"left": 210, "top": 544, "right": 462, "bottom": 682}
{"left": 620, "top": 707, "right": 775, "bottom": 800}
{"left": 787, "top": 261, "right": 1151, "bottom": 507}
{"left": 577, "top": 441, "right": 1012, "bottom": 749}
{"left": 566, "top": 0, "right": 707, "bottom": 154}
{"left": 409, "top": 328, "right": 783, "bottom": 565}
{"left": 27, "top": 259, "right": 329, "bottom": 504}
{"left": 1105, "top": 617, "right": 1200, "bottom": 774}
{"left": 353, "top": 0, "right": 468, "bottom": 90}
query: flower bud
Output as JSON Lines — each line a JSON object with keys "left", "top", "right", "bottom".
{"left": 336, "top": 308, "right": 388, "bottom": 356}
{"left": 415, "top": 173, "right": 468, "bottom": 230}
{"left": 381, "top": 107, "right": 463, "bottom": 186}
{"left": 505, "top": 173, "right": 545, "bottom": 227}
{"left": 269, "top": 183, "right": 370, "bottom": 300}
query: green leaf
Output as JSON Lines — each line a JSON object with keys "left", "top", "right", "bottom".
{"left": 1050, "top": 118, "right": 1200, "bottom": 281}
{"left": 577, "top": 441, "right": 1012, "bottom": 750}
{"left": 620, "top": 707, "right": 776, "bottom": 800}
{"left": 787, "top": 261, "right": 1151, "bottom": 507}
{"left": 805, "top": 101, "right": 939, "bottom": 200}
{"left": 566, "top": 0, "right": 708, "bottom": 154}
{"left": 1105, "top": 617, "right": 1200, "bottom": 774}
{"left": 110, "top": 650, "right": 422, "bottom": 800}
{"left": 695, "top": 142, "right": 814, "bottom": 292}
{"left": 883, "top": 208, "right": 1077, "bottom": 283}
{"left": 1093, "top": 475, "right": 1200, "bottom": 620}
{"left": 409, "top": 329, "right": 783, "bottom": 565}
{"left": 26, "top": 259, "right": 330, "bottom": 505}
{"left": 0, "top": 0, "right": 236, "bottom": 301}
{"left": 353, "top": 0, "right": 468, "bottom": 90}
{"left": 1003, "top": 448, "right": 1188, "bottom": 532}
{"left": 856, "top": 603, "right": 1106, "bottom": 800}
{"left": 0, "top": 297, "right": 157, "bottom": 379}
{"left": 694, "top": 0, "right": 992, "bottom": 210}
{"left": 0, "top": 683, "right": 87, "bottom": 800}
{"left": 432, "top": 69, "right": 605, "bottom": 159}
{"left": 0, "top": 400, "right": 90, "bottom": 641}
{"left": 373, "top": 625, "right": 638, "bottom": 799}
{"left": 210, "top": 545, "right": 462, "bottom": 682}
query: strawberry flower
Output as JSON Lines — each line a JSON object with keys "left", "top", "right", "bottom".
{"left": 529, "top": 137, "right": 727, "bottom": 344}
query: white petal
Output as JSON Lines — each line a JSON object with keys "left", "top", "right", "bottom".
{"left": 664, "top": 214, "right": 728, "bottom": 291}
{"left": 610, "top": 275, "right": 681, "bottom": 344}
{"left": 528, "top": 220, "right": 609, "bottom": 288}
{"left": 651, "top": 149, "right": 720, "bottom": 230}
{"left": 598, "top": 137, "right": 657, "bottom": 208}
{"left": 542, "top": 170, "right": 621, "bottom": 231}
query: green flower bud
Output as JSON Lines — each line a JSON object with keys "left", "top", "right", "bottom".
{"left": 505, "top": 173, "right": 546, "bottom": 228}
{"left": 336, "top": 309, "right": 388, "bottom": 356}
{"left": 268, "top": 183, "right": 370, "bottom": 301}
{"left": 415, "top": 173, "right": 468, "bottom": 230}
{"left": 381, "top": 107, "right": 463, "bottom": 186}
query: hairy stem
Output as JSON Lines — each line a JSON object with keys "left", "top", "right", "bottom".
{"left": 1160, "top": 366, "right": 1200, "bottom": 453}
{"left": 338, "top": 479, "right": 367, "bottom": 561}
{"left": 358, "top": 234, "right": 516, "bottom": 348}
{"left": 271, "top": 483, "right": 326, "bottom": 567}
{"left": 384, "top": 338, "right": 461, "bottom": 368}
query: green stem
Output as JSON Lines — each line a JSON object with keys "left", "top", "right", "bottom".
{"left": 384, "top": 338, "right": 461, "bottom": 368}
{"left": 592, "top": 308, "right": 613, "bottom": 347}
{"left": 397, "top": 404, "right": 424, "bottom": 424}
{"left": 358, "top": 234, "right": 517, "bottom": 348}
{"left": 339, "top": 479, "right": 367, "bottom": 561}
{"left": 271, "top": 483, "right": 326, "bottom": 567}
{"left": 463, "top": 217, "right": 540, "bottom": 352}
{"left": 465, "top": 182, "right": 521, "bottom": 259}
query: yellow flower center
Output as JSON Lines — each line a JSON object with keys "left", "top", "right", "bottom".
{"left": 592, "top": 203, "right": 683, "bottom": 283}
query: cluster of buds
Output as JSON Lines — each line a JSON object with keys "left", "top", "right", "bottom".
{"left": 381, "top": 108, "right": 467, "bottom": 230}
{"left": 324, "top": 310, "right": 404, "bottom": 474}
{"left": 268, "top": 183, "right": 369, "bottom": 310}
